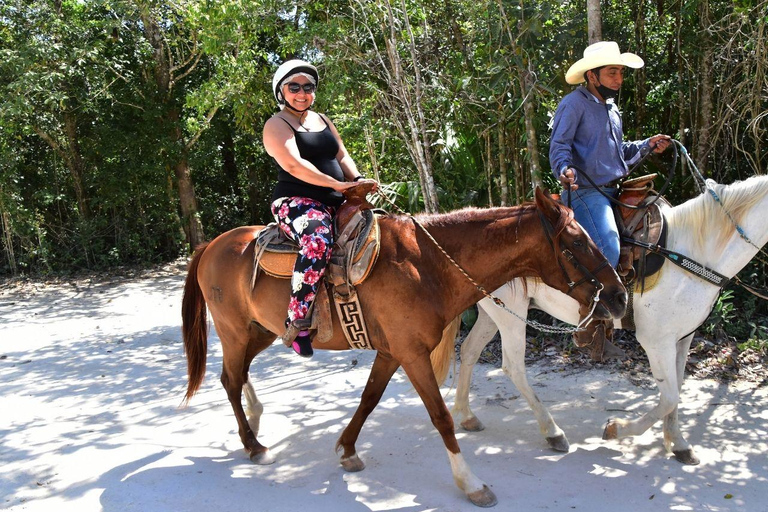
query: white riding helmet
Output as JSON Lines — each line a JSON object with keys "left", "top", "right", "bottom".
{"left": 272, "top": 59, "right": 319, "bottom": 105}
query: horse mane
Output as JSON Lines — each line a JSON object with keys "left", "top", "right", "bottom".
{"left": 415, "top": 200, "right": 572, "bottom": 236}
{"left": 414, "top": 203, "right": 535, "bottom": 228}
{"left": 666, "top": 175, "right": 768, "bottom": 253}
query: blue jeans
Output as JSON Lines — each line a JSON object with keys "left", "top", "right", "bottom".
{"left": 569, "top": 186, "right": 620, "bottom": 268}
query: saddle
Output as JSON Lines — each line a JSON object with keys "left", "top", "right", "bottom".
{"left": 614, "top": 173, "right": 670, "bottom": 291}
{"left": 253, "top": 182, "right": 384, "bottom": 350}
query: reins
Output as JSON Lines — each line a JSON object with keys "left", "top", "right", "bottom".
{"left": 373, "top": 190, "right": 599, "bottom": 334}
{"left": 674, "top": 140, "right": 768, "bottom": 300}
{"left": 565, "top": 138, "right": 677, "bottom": 211}
{"left": 569, "top": 138, "right": 768, "bottom": 300}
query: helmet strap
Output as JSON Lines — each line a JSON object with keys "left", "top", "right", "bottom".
{"left": 284, "top": 101, "right": 312, "bottom": 114}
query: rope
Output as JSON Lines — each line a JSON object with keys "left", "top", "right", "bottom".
{"left": 374, "top": 189, "right": 587, "bottom": 334}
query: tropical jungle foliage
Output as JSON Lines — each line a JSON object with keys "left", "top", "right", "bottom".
{"left": 1, "top": 0, "right": 766, "bottom": 343}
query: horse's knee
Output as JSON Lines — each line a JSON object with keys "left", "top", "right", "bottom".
{"left": 657, "top": 389, "right": 680, "bottom": 418}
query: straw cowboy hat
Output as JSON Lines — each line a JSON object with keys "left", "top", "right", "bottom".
{"left": 565, "top": 41, "right": 644, "bottom": 85}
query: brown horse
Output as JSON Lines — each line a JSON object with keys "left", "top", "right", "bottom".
{"left": 181, "top": 187, "right": 627, "bottom": 507}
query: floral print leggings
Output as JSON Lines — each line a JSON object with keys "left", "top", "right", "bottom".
{"left": 271, "top": 197, "right": 335, "bottom": 325}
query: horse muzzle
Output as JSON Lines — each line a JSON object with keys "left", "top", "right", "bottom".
{"left": 592, "top": 286, "right": 627, "bottom": 320}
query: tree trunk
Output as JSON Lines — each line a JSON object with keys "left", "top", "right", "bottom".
{"left": 63, "top": 112, "right": 90, "bottom": 220}
{"left": 353, "top": 0, "right": 440, "bottom": 213}
{"left": 0, "top": 196, "right": 16, "bottom": 275}
{"left": 587, "top": 0, "right": 602, "bottom": 43}
{"left": 519, "top": 68, "right": 543, "bottom": 191}
{"left": 634, "top": 2, "right": 647, "bottom": 139}
{"left": 695, "top": 0, "right": 714, "bottom": 170}
{"left": 675, "top": 2, "right": 688, "bottom": 145}
{"left": 399, "top": 0, "right": 439, "bottom": 212}
{"left": 498, "top": 122, "right": 509, "bottom": 206}
{"left": 364, "top": 123, "right": 382, "bottom": 183}
{"left": 175, "top": 153, "right": 204, "bottom": 249}
{"left": 220, "top": 121, "right": 241, "bottom": 198}
{"left": 33, "top": 115, "right": 89, "bottom": 220}
{"left": 141, "top": 7, "right": 205, "bottom": 250}
{"left": 484, "top": 131, "right": 494, "bottom": 207}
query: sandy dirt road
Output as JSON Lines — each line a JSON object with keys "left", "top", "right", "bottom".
{"left": 1, "top": 266, "right": 767, "bottom": 511}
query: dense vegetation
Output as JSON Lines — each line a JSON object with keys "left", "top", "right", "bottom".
{"left": 1, "top": 0, "right": 766, "bottom": 345}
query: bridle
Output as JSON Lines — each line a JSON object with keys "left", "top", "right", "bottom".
{"left": 537, "top": 210, "right": 608, "bottom": 328}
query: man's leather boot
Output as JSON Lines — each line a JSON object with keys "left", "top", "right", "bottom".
{"left": 573, "top": 318, "right": 625, "bottom": 362}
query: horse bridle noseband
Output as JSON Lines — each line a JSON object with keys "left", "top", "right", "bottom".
{"left": 537, "top": 210, "right": 607, "bottom": 301}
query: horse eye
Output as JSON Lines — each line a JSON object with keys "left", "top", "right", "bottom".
{"left": 573, "top": 239, "right": 584, "bottom": 248}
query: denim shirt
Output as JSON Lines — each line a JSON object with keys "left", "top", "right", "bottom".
{"left": 549, "top": 87, "right": 651, "bottom": 187}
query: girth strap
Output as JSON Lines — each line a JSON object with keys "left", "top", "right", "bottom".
{"left": 622, "top": 238, "right": 729, "bottom": 288}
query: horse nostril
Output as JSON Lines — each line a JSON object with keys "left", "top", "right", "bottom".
{"left": 617, "top": 291, "right": 628, "bottom": 309}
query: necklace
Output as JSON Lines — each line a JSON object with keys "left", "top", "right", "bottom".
{"left": 297, "top": 111, "right": 310, "bottom": 131}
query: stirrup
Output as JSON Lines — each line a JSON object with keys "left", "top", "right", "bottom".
{"left": 282, "top": 318, "right": 312, "bottom": 348}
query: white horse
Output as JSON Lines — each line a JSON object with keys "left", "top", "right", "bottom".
{"left": 453, "top": 175, "right": 768, "bottom": 465}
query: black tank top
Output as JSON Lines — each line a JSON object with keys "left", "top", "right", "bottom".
{"left": 272, "top": 115, "right": 345, "bottom": 207}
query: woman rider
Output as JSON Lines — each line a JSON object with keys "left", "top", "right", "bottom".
{"left": 262, "top": 59, "right": 378, "bottom": 358}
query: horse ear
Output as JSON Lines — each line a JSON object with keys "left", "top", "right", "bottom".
{"left": 534, "top": 187, "right": 559, "bottom": 221}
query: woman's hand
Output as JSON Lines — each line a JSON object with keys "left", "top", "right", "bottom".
{"left": 334, "top": 178, "right": 378, "bottom": 193}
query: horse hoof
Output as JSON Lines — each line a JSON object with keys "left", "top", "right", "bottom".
{"left": 673, "top": 449, "right": 700, "bottom": 466}
{"left": 546, "top": 435, "right": 570, "bottom": 453}
{"left": 602, "top": 420, "right": 618, "bottom": 440}
{"left": 249, "top": 448, "right": 276, "bottom": 465}
{"left": 467, "top": 485, "right": 498, "bottom": 508}
{"left": 461, "top": 416, "right": 486, "bottom": 432}
{"left": 340, "top": 454, "right": 365, "bottom": 472}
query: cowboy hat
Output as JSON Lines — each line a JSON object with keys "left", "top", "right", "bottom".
{"left": 565, "top": 41, "right": 644, "bottom": 85}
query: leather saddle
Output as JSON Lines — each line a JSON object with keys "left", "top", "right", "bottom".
{"left": 256, "top": 209, "right": 381, "bottom": 285}
{"left": 614, "top": 174, "right": 670, "bottom": 291}
{"left": 252, "top": 182, "right": 384, "bottom": 347}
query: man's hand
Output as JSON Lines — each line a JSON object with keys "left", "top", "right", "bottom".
{"left": 649, "top": 134, "right": 672, "bottom": 154}
{"left": 559, "top": 168, "right": 579, "bottom": 191}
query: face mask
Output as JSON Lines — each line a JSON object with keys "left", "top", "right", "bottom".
{"left": 596, "top": 83, "right": 619, "bottom": 101}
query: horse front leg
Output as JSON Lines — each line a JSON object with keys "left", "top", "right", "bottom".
{"left": 335, "top": 352, "right": 400, "bottom": 472}
{"left": 453, "top": 305, "right": 499, "bottom": 432}
{"left": 603, "top": 336, "right": 681, "bottom": 453}
{"left": 498, "top": 328, "right": 569, "bottom": 452}
{"left": 662, "top": 333, "right": 700, "bottom": 465}
{"left": 402, "top": 352, "right": 497, "bottom": 508}
{"left": 473, "top": 294, "right": 569, "bottom": 452}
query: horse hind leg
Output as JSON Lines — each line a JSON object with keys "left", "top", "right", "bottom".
{"left": 243, "top": 375, "right": 263, "bottom": 438}
{"left": 402, "top": 351, "right": 497, "bottom": 508}
{"left": 219, "top": 323, "right": 276, "bottom": 464}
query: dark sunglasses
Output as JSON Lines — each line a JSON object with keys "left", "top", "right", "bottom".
{"left": 286, "top": 82, "right": 316, "bottom": 94}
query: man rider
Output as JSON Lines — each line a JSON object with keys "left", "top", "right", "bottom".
{"left": 549, "top": 41, "right": 671, "bottom": 361}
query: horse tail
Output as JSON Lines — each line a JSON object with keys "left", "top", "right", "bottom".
{"left": 182, "top": 241, "right": 211, "bottom": 404}
{"left": 431, "top": 316, "right": 460, "bottom": 385}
